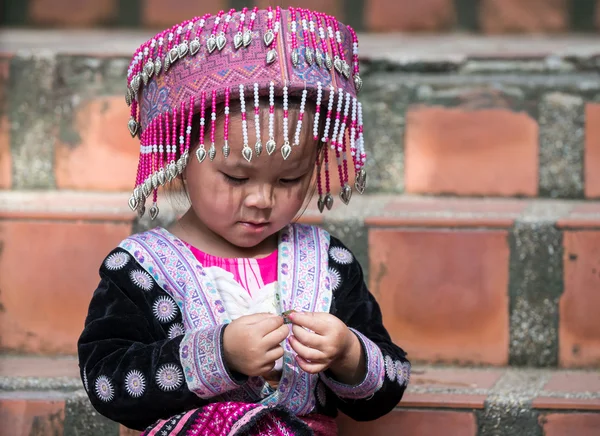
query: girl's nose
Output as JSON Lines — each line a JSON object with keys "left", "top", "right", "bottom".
{"left": 244, "top": 184, "right": 275, "bottom": 210}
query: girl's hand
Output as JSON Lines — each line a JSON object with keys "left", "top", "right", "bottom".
{"left": 288, "top": 312, "right": 366, "bottom": 385}
{"left": 223, "top": 313, "right": 289, "bottom": 377}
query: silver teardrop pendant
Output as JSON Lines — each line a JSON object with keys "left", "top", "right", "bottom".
{"left": 325, "top": 193, "right": 334, "bottom": 210}
{"left": 128, "top": 117, "right": 139, "bottom": 137}
{"left": 141, "top": 71, "right": 149, "bottom": 86}
{"left": 354, "top": 74, "right": 363, "bottom": 93}
{"left": 340, "top": 184, "right": 352, "bottom": 205}
{"left": 266, "top": 49, "right": 277, "bottom": 64}
{"left": 151, "top": 173, "right": 159, "bottom": 190}
{"left": 264, "top": 29, "right": 274, "bottom": 46}
{"left": 178, "top": 42, "right": 189, "bottom": 58}
{"left": 243, "top": 30, "right": 252, "bottom": 47}
{"left": 317, "top": 196, "right": 325, "bottom": 213}
{"left": 125, "top": 87, "right": 132, "bottom": 106}
{"left": 325, "top": 53, "right": 333, "bottom": 70}
{"left": 149, "top": 204, "right": 159, "bottom": 220}
{"left": 128, "top": 194, "right": 138, "bottom": 211}
{"left": 305, "top": 47, "right": 315, "bottom": 65}
{"left": 334, "top": 57, "right": 343, "bottom": 74}
{"left": 164, "top": 53, "right": 172, "bottom": 72}
{"left": 137, "top": 205, "right": 146, "bottom": 218}
{"left": 266, "top": 139, "right": 276, "bottom": 155}
{"left": 168, "top": 162, "right": 178, "bottom": 179}
{"left": 207, "top": 36, "right": 217, "bottom": 54}
{"left": 234, "top": 32, "right": 243, "bottom": 49}
{"left": 291, "top": 49, "right": 300, "bottom": 68}
{"left": 242, "top": 146, "right": 253, "bottom": 162}
{"left": 169, "top": 47, "right": 179, "bottom": 63}
{"left": 208, "top": 145, "right": 216, "bottom": 161}
{"left": 342, "top": 61, "right": 351, "bottom": 79}
{"left": 222, "top": 141, "right": 230, "bottom": 158}
{"left": 281, "top": 143, "right": 292, "bottom": 160}
{"left": 190, "top": 38, "right": 201, "bottom": 56}
{"left": 216, "top": 32, "right": 227, "bottom": 51}
{"left": 144, "top": 60, "right": 154, "bottom": 78}
{"left": 158, "top": 168, "right": 167, "bottom": 185}
{"left": 255, "top": 141, "right": 263, "bottom": 156}
{"left": 315, "top": 49, "right": 324, "bottom": 68}
{"left": 196, "top": 147, "right": 207, "bottom": 163}
{"left": 154, "top": 58, "right": 162, "bottom": 75}
{"left": 131, "top": 74, "right": 141, "bottom": 94}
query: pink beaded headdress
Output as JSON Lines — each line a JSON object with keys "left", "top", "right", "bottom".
{"left": 125, "top": 6, "right": 366, "bottom": 220}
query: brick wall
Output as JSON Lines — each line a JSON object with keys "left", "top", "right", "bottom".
{"left": 2, "top": 0, "right": 600, "bottom": 32}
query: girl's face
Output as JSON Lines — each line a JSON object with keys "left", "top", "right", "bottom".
{"left": 183, "top": 102, "right": 318, "bottom": 251}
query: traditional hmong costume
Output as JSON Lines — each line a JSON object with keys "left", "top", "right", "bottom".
{"left": 78, "top": 6, "right": 410, "bottom": 436}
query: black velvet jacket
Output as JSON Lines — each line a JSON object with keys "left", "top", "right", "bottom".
{"left": 78, "top": 230, "right": 410, "bottom": 431}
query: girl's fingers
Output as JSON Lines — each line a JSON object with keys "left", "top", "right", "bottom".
{"left": 264, "top": 345, "right": 285, "bottom": 363}
{"left": 289, "top": 335, "right": 326, "bottom": 362}
{"left": 295, "top": 355, "right": 326, "bottom": 374}
{"left": 263, "top": 324, "right": 290, "bottom": 348}
{"left": 291, "top": 324, "right": 323, "bottom": 349}
{"left": 288, "top": 312, "right": 328, "bottom": 335}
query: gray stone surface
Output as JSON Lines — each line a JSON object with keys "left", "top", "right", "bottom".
{"left": 508, "top": 214, "right": 564, "bottom": 367}
{"left": 322, "top": 218, "right": 369, "bottom": 283}
{"left": 10, "top": 54, "right": 58, "bottom": 189}
{"left": 539, "top": 93, "right": 585, "bottom": 198}
{"left": 64, "top": 393, "right": 119, "bottom": 436}
{"left": 359, "top": 75, "right": 415, "bottom": 193}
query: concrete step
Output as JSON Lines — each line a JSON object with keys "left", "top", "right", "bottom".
{"left": 1, "top": 32, "right": 600, "bottom": 198}
{"left": 1, "top": 191, "right": 600, "bottom": 368}
{"left": 1, "top": 356, "right": 599, "bottom": 436}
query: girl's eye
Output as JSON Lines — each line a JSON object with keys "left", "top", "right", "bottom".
{"left": 280, "top": 177, "right": 302, "bottom": 184}
{"left": 223, "top": 173, "right": 248, "bottom": 185}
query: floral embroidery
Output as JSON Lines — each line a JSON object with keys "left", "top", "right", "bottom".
{"left": 104, "top": 252, "right": 130, "bottom": 270}
{"left": 124, "top": 370, "right": 146, "bottom": 397}
{"left": 395, "top": 360, "right": 411, "bottom": 387}
{"left": 316, "top": 382, "right": 327, "bottom": 407}
{"left": 385, "top": 355, "right": 396, "bottom": 382}
{"left": 329, "top": 246, "right": 353, "bottom": 265}
{"left": 95, "top": 375, "right": 114, "bottom": 402}
{"left": 168, "top": 323, "right": 185, "bottom": 339}
{"left": 156, "top": 363, "right": 183, "bottom": 391}
{"left": 82, "top": 368, "right": 89, "bottom": 392}
{"left": 328, "top": 267, "right": 341, "bottom": 291}
{"left": 130, "top": 269, "right": 154, "bottom": 291}
{"left": 153, "top": 296, "right": 178, "bottom": 323}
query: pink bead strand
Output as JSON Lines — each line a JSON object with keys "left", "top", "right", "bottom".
{"left": 223, "top": 86, "right": 231, "bottom": 157}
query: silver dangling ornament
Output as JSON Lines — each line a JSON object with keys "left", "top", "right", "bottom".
{"left": 137, "top": 204, "right": 146, "bottom": 218}
{"left": 151, "top": 172, "right": 159, "bottom": 190}
{"left": 243, "top": 30, "right": 253, "bottom": 47}
{"left": 207, "top": 35, "right": 217, "bottom": 54}
{"left": 164, "top": 53, "right": 172, "bottom": 72}
{"left": 305, "top": 47, "right": 315, "bottom": 65}
{"left": 128, "top": 193, "right": 138, "bottom": 211}
{"left": 342, "top": 61, "right": 351, "bottom": 79}
{"left": 154, "top": 58, "right": 162, "bottom": 75}
{"left": 334, "top": 56, "right": 344, "bottom": 75}
{"left": 125, "top": 87, "right": 132, "bottom": 107}
{"left": 208, "top": 144, "right": 217, "bottom": 161}
{"left": 178, "top": 42, "right": 189, "bottom": 58}
{"left": 325, "top": 193, "right": 334, "bottom": 210}
{"left": 242, "top": 146, "right": 253, "bottom": 162}
{"left": 176, "top": 156, "right": 185, "bottom": 174}
{"left": 255, "top": 141, "right": 263, "bottom": 157}
{"left": 266, "top": 49, "right": 277, "bottom": 64}
{"left": 190, "top": 38, "right": 201, "bottom": 56}
{"left": 291, "top": 49, "right": 300, "bottom": 68}
{"left": 355, "top": 168, "right": 367, "bottom": 194}
{"left": 128, "top": 117, "right": 139, "bottom": 137}
{"left": 141, "top": 71, "right": 149, "bottom": 86}
{"left": 142, "top": 178, "right": 153, "bottom": 198}
{"left": 222, "top": 141, "right": 230, "bottom": 158}
{"left": 157, "top": 168, "right": 167, "bottom": 185}
{"left": 325, "top": 52, "right": 333, "bottom": 70}
{"left": 354, "top": 74, "right": 363, "bottom": 93}
{"left": 281, "top": 142, "right": 292, "bottom": 160}
{"left": 263, "top": 29, "right": 275, "bottom": 46}
{"left": 144, "top": 60, "right": 155, "bottom": 79}
{"left": 168, "top": 161, "right": 178, "bottom": 179}
{"left": 315, "top": 49, "right": 324, "bottom": 68}
{"left": 234, "top": 32, "right": 244, "bottom": 49}
{"left": 216, "top": 32, "right": 227, "bottom": 51}
{"left": 169, "top": 47, "right": 179, "bottom": 64}
{"left": 149, "top": 204, "right": 160, "bottom": 221}
{"left": 182, "top": 149, "right": 189, "bottom": 167}
{"left": 340, "top": 184, "right": 352, "bottom": 205}
{"left": 131, "top": 74, "right": 141, "bottom": 95}
{"left": 317, "top": 196, "right": 325, "bottom": 213}
{"left": 266, "top": 139, "right": 276, "bottom": 155}
{"left": 196, "top": 147, "right": 207, "bottom": 163}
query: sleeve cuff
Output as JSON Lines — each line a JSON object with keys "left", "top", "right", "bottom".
{"left": 319, "top": 328, "right": 385, "bottom": 400}
{"left": 179, "top": 324, "right": 245, "bottom": 399}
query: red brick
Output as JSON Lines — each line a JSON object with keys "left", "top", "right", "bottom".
{"left": 584, "top": 103, "right": 600, "bottom": 198}
{"left": 479, "top": 0, "right": 569, "bottom": 34}
{"left": 369, "top": 229, "right": 510, "bottom": 365}
{"left": 557, "top": 203, "right": 600, "bottom": 229}
{"left": 0, "top": 220, "right": 132, "bottom": 354}
{"left": 254, "top": 0, "right": 340, "bottom": 17}
{"left": 0, "top": 55, "right": 10, "bottom": 190}
{"left": 55, "top": 96, "right": 140, "bottom": 191}
{"left": 560, "top": 231, "right": 600, "bottom": 367}
{"left": 401, "top": 393, "right": 487, "bottom": 409}
{"left": 0, "top": 399, "right": 65, "bottom": 436}
{"left": 142, "top": 0, "right": 226, "bottom": 28}
{"left": 337, "top": 409, "right": 477, "bottom": 436}
{"left": 365, "top": 0, "right": 456, "bottom": 32}
{"left": 405, "top": 106, "right": 538, "bottom": 197}
{"left": 411, "top": 367, "right": 503, "bottom": 390}
{"left": 540, "top": 413, "right": 600, "bottom": 436}
{"left": 543, "top": 372, "right": 600, "bottom": 394}
{"left": 29, "top": 0, "right": 117, "bottom": 27}
{"left": 534, "top": 397, "right": 600, "bottom": 411}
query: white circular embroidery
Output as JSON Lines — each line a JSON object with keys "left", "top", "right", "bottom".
{"left": 125, "top": 370, "right": 146, "bottom": 398}
{"left": 153, "top": 297, "right": 178, "bottom": 323}
{"left": 95, "top": 375, "right": 114, "bottom": 402}
{"left": 104, "top": 252, "right": 130, "bottom": 270}
{"left": 130, "top": 269, "right": 154, "bottom": 291}
{"left": 156, "top": 364, "right": 183, "bottom": 391}
{"left": 385, "top": 355, "right": 396, "bottom": 382}
{"left": 329, "top": 246, "right": 353, "bottom": 265}
{"left": 328, "top": 267, "right": 341, "bottom": 291}
{"left": 396, "top": 360, "right": 411, "bottom": 387}
{"left": 168, "top": 323, "right": 185, "bottom": 339}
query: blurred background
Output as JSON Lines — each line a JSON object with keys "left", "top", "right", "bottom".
{"left": 1, "top": 1, "right": 600, "bottom": 436}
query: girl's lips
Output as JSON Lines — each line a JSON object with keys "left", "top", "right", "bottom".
{"left": 239, "top": 221, "right": 270, "bottom": 231}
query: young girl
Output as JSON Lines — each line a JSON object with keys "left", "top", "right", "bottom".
{"left": 78, "top": 6, "right": 410, "bottom": 436}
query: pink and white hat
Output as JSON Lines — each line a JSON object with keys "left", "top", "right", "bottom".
{"left": 125, "top": 6, "right": 367, "bottom": 220}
